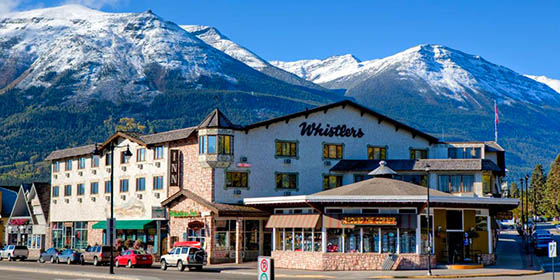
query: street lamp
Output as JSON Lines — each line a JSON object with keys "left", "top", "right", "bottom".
{"left": 93, "top": 142, "right": 132, "bottom": 275}
{"left": 520, "top": 178, "right": 524, "bottom": 243}
{"left": 525, "top": 174, "right": 530, "bottom": 253}
{"left": 425, "top": 164, "right": 432, "bottom": 276}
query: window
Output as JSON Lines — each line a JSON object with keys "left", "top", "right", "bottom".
{"left": 354, "top": 174, "right": 373, "bottom": 183}
{"left": 119, "top": 179, "right": 129, "bottom": 192}
{"left": 120, "top": 151, "right": 130, "bottom": 164}
{"left": 218, "top": 135, "right": 233, "bottom": 155}
{"left": 154, "top": 146, "right": 164, "bottom": 160}
{"left": 73, "top": 222, "right": 88, "bottom": 250}
{"left": 393, "top": 174, "right": 427, "bottom": 187}
{"left": 421, "top": 215, "right": 433, "bottom": 254}
{"left": 64, "top": 185, "right": 72, "bottom": 196}
{"left": 78, "top": 157, "right": 86, "bottom": 169}
{"left": 90, "top": 182, "right": 99, "bottom": 195}
{"left": 51, "top": 222, "right": 64, "bottom": 249}
{"left": 226, "top": 172, "right": 248, "bottom": 188}
{"left": 447, "top": 210, "right": 463, "bottom": 230}
{"left": 215, "top": 220, "right": 236, "bottom": 250}
{"left": 323, "top": 175, "right": 343, "bottom": 190}
{"left": 136, "top": 148, "right": 146, "bottom": 162}
{"left": 399, "top": 229, "right": 416, "bottom": 253}
{"left": 153, "top": 176, "right": 164, "bottom": 190}
{"left": 323, "top": 144, "right": 343, "bottom": 159}
{"left": 91, "top": 156, "right": 100, "bottom": 168}
{"left": 77, "top": 183, "right": 85, "bottom": 196}
{"left": 136, "top": 177, "right": 146, "bottom": 191}
{"left": 53, "top": 161, "right": 61, "bottom": 172}
{"left": 199, "top": 136, "right": 206, "bottom": 154}
{"left": 326, "top": 229, "right": 342, "bottom": 252}
{"left": 105, "top": 153, "right": 112, "bottom": 166}
{"left": 448, "top": 147, "right": 481, "bottom": 159}
{"left": 52, "top": 186, "right": 59, "bottom": 197}
{"left": 410, "top": 149, "right": 428, "bottom": 159}
{"left": 344, "top": 228, "right": 361, "bottom": 253}
{"left": 206, "top": 136, "right": 216, "bottom": 154}
{"left": 368, "top": 146, "right": 387, "bottom": 160}
{"left": 482, "top": 173, "right": 493, "bottom": 194}
{"left": 65, "top": 159, "right": 72, "bottom": 171}
{"left": 381, "top": 228, "right": 397, "bottom": 253}
{"left": 363, "top": 227, "right": 380, "bottom": 253}
{"left": 438, "top": 175, "right": 475, "bottom": 193}
{"left": 276, "top": 140, "right": 297, "bottom": 157}
{"left": 276, "top": 173, "right": 297, "bottom": 189}
{"left": 186, "top": 228, "right": 206, "bottom": 249}
{"left": 104, "top": 181, "right": 111, "bottom": 193}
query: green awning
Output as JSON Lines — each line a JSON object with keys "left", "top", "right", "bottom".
{"left": 92, "top": 220, "right": 153, "bottom": 230}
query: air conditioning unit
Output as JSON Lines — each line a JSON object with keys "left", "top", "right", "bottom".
{"left": 92, "top": 170, "right": 97, "bottom": 175}
{"left": 54, "top": 175, "right": 58, "bottom": 179}
{"left": 105, "top": 196, "right": 110, "bottom": 202}
{"left": 154, "top": 192, "right": 160, "bottom": 199}
{"left": 240, "top": 156, "right": 248, "bottom": 163}
{"left": 233, "top": 189, "right": 242, "bottom": 195}
{"left": 137, "top": 164, "right": 143, "bottom": 169}
{"left": 137, "top": 194, "right": 143, "bottom": 200}
{"left": 121, "top": 195, "right": 126, "bottom": 201}
{"left": 91, "top": 197, "right": 96, "bottom": 202}
{"left": 53, "top": 200, "right": 57, "bottom": 204}
{"left": 324, "top": 161, "right": 331, "bottom": 166}
{"left": 65, "top": 173, "right": 70, "bottom": 178}
{"left": 78, "top": 171, "right": 83, "bottom": 176}
{"left": 155, "top": 162, "right": 161, "bottom": 168}
{"left": 121, "top": 166, "right": 127, "bottom": 172}
{"left": 106, "top": 168, "right": 111, "bottom": 173}
{"left": 64, "top": 199, "right": 69, "bottom": 203}
{"left": 77, "top": 198, "right": 82, "bottom": 203}
{"left": 284, "top": 191, "right": 291, "bottom": 196}
{"left": 283, "top": 159, "right": 291, "bottom": 164}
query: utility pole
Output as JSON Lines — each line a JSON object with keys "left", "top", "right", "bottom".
{"left": 426, "top": 165, "right": 432, "bottom": 276}
{"left": 520, "top": 178, "right": 525, "bottom": 246}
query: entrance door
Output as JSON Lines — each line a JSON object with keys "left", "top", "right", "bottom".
{"left": 447, "top": 232, "right": 464, "bottom": 264}
{"left": 65, "top": 227, "right": 73, "bottom": 248}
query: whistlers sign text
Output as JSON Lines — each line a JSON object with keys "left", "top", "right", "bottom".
{"left": 299, "top": 122, "right": 365, "bottom": 138}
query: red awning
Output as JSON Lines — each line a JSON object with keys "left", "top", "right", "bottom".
{"left": 265, "top": 214, "right": 321, "bottom": 228}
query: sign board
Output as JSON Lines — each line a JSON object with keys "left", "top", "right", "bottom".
{"left": 170, "top": 150, "right": 180, "bottom": 186}
{"left": 169, "top": 210, "right": 200, "bottom": 217}
{"left": 550, "top": 241, "right": 557, "bottom": 258}
{"left": 258, "top": 256, "right": 274, "bottom": 280}
{"left": 342, "top": 216, "right": 397, "bottom": 226}
{"left": 152, "top": 206, "right": 167, "bottom": 220}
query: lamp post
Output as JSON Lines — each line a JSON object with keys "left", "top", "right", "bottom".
{"left": 525, "top": 174, "right": 530, "bottom": 254}
{"left": 94, "top": 142, "right": 132, "bottom": 275}
{"left": 425, "top": 164, "right": 432, "bottom": 276}
{"left": 520, "top": 178, "right": 524, "bottom": 243}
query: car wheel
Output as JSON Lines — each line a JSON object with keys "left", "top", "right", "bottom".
{"left": 67, "top": 257, "right": 72, "bottom": 265}
{"left": 160, "top": 259, "right": 167, "bottom": 270}
{"left": 127, "top": 260, "right": 132, "bottom": 268}
{"left": 50, "top": 256, "right": 55, "bottom": 264}
{"left": 56, "top": 257, "right": 60, "bottom": 264}
{"left": 177, "top": 260, "right": 184, "bottom": 271}
{"left": 38, "top": 257, "right": 43, "bottom": 263}
{"left": 115, "top": 259, "right": 119, "bottom": 268}
{"left": 93, "top": 257, "right": 98, "bottom": 266}
{"left": 7, "top": 255, "right": 12, "bottom": 261}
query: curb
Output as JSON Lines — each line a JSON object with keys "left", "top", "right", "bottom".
{"left": 0, "top": 264, "right": 138, "bottom": 280}
{"left": 220, "top": 270, "right": 336, "bottom": 279}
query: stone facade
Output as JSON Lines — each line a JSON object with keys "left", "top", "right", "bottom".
{"left": 88, "top": 221, "right": 103, "bottom": 246}
{"left": 480, "top": 253, "right": 495, "bottom": 266}
{"left": 272, "top": 251, "right": 437, "bottom": 271}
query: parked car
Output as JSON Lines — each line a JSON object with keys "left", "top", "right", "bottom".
{"left": 80, "top": 245, "right": 116, "bottom": 266}
{"left": 160, "top": 242, "right": 206, "bottom": 271}
{"left": 114, "top": 249, "right": 153, "bottom": 268}
{"left": 38, "top": 248, "right": 60, "bottom": 263}
{"left": 0, "top": 245, "right": 28, "bottom": 261}
{"left": 56, "top": 249, "right": 82, "bottom": 264}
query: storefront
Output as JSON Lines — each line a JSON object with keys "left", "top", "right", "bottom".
{"left": 245, "top": 177, "right": 518, "bottom": 271}
{"left": 90, "top": 219, "right": 165, "bottom": 254}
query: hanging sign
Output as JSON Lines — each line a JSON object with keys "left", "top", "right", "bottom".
{"left": 342, "top": 216, "right": 397, "bottom": 226}
{"left": 170, "top": 150, "right": 180, "bottom": 186}
{"left": 299, "top": 122, "right": 364, "bottom": 138}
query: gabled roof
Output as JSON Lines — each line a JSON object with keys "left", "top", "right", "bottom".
{"left": 45, "top": 144, "right": 97, "bottom": 161}
{"left": 31, "top": 182, "right": 51, "bottom": 221}
{"left": 99, "top": 131, "right": 146, "bottom": 150}
{"left": 198, "top": 109, "right": 238, "bottom": 129}
{"left": 330, "top": 159, "right": 502, "bottom": 173}
{"left": 140, "top": 127, "right": 197, "bottom": 145}
{"left": 243, "top": 100, "right": 439, "bottom": 143}
{"left": 0, "top": 187, "right": 18, "bottom": 217}
{"left": 313, "top": 177, "right": 452, "bottom": 197}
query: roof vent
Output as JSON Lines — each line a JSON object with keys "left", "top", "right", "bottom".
{"left": 368, "top": 161, "right": 397, "bottom": 178}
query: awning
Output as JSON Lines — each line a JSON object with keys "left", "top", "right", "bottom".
{"left": 265, "top": 214, "right": 321, "bottom": 229}
{"left": 92, "top": 220, "right": 153, "bottom": 230}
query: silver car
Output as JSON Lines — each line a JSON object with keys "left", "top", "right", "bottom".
{"left": 160, "top": 246, "right": 206, "bottom": 271}
{"left": 0, "top": 245, "right": 29, "bottom": 261}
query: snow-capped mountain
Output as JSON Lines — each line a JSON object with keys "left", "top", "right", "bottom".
{"left": 181, "top": 25, "right": 324, "bottom": 90}
{"left": 0, "top": 5, "right": 333, "bottom": 104}
{"left": 525, "top": 75, "right": 560, "bottom": 94}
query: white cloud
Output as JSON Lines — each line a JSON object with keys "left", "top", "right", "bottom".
{"left": 63, "top": 0, "right": 124, "bottom": 9}
{"left": 0, "top": 0, "right": 21, "bottom": 15}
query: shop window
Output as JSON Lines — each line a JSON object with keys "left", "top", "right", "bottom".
{"left": 73, "top": 222, "right": 88, "bottom": 250}
{"left": 136, "top": 148, "right": 146, "bottom": 162}
{"left": 136, "top": 177, "right": 146, "bottom": 191}
{"left": 323, "top": 175, "right": 343, "bottom": 190}
{"left": 91, "top": 155, "right": 100, "bottom": 168}
{"left": 344, "top": 228, "right": 361, "bottom": 253}
{"left": 105, "top": 153, "right": 112, "bottom": 166}
{"left": 421, "top": 215, "right": 433, "bottom": 254}
{"left": 399, "top": 229, "right": 416, "bottom": 253}
{"left": 354, "top": 174, "right": 373, "bottom": 183}
{"left": 77, "top": 183, "right": 85, "bottom": 196}
{"left": 226, "top": 172, "right": 248, "bottom": 188}
{"left": 368, "top": 146, "right": 387, "bottom": 160}
{"left": 410, "top": 149, "right": 428, "bottom": 160}
{"left": 90, "top": 182, "right": 99, "bottom": 195}
{"left": 275, "top": 229, "right": 284, "bottom": 251}
{"left": 381, "top": 228, "right": 397, "bottom": 253}
{"left": 447, "top": 210, "right": 463, "bottom": 230}
{"left": 51, "top": 222, "right": 64, "bottom": 249}
{"left": 154, "top": 146, "right": 164, "bottom": 160}
{"left": 244, "top": 220, "right": 259, "bottom": 251}
{"left": 362, "top": 227, "right": 379, "bottom": 253}
{"left": 119, "top": 179, "right": 129, "bottom": 192}
{"left": 52, "top": 186, "right": 59, "bottom": 197}
{"left": 276, "top": 140, "right": 297, "bottom": 157}
{"left": 64, "top": 185, "right": 72, "bottom": 196}
{"left": 285, "top": 230, "right": 294, "bottom": 251}
{"left": 65, "top": 159, "right": 72, "bottom": 171}
{"left": 294, "top": 230, "right": 303, "bottom": 251}
{"left": 104, "top": 181, "right": 111, "bottom": 193}
{"left": 53, "top": 161, "right": 61, "bottom": 172}
{"left": 303, "top": 230, "right": 313, "bottom": 251}
{"left": 153, "top": 176, "right": 164, "bottom": 190}
{"left": 313, "top": 231, "right": 322, "bottom": 252}
{"left": 78, "top": 157, "right": 86, "bottom": 169}
{"left": 215, "top": 220, "right": 236, "bottom": 250}
{"left": 323, "top": 144, "right": 343, "bottom": 159}
{"left": 326, "top": 229, "right": 342, "bottom": 252}
{"left": 275, "top": 173, "right": 297, "bottom": 189}
{"left": 476, "top": 216, "right": 488, "bottom": 231}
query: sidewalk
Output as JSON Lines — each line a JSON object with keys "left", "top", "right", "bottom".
{"left": 218, "top": 231, "right": 543, "bottom": 279}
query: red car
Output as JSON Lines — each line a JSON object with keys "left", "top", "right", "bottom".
{"left": 114, "top": 249, "right": 153, "bottom": 268}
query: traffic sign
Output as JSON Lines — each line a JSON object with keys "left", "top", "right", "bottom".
{"left": 258, "top": 256, "right": 274, "bottom": 280}
{"left": 550, "top": 241, "right": 557, "bottom": 258}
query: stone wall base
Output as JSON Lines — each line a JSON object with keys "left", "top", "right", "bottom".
{"left": 271, "top": 251, "right": 437, "bottom": 271}
{"left": 480, "top": 253, "right": 495, "bottom": 265}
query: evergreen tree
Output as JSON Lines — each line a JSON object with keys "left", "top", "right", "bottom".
{"left": 530, "top": 164, "right": 547, "bottom": 217}
{"left": 509, "top": 182, "right": 519, "bottom": 198}
{"left": 545, "top": 154, "right": 560, "bottom": 217}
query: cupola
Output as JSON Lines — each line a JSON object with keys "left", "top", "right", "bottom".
{"left": 197, "top": 108, "right": 236, "bottom": 168}
{"left": 368, "top": 160, "right": 397, "bottom": 178}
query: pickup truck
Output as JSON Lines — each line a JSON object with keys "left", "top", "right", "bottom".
{"left": 160, "top": 245, "right": 206, "bottom": 271}
{"left": 80, "top": 245, "right": 116, "bottom": 266}
{"left": 0, "top": 245, "right": 29, "bottom": 261}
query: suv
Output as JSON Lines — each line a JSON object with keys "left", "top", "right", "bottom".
{"left": 80, "top": 245, "right": 116, "bottom": 266}
{"left": 160, "top": 246, "right": 206, "bottom": 271}
{"left": 0, "top": 245, "right": 29, "bottom": 261}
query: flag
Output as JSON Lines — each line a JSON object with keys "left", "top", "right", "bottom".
{"left": 494, "top": 101, "right": 499, "bottom": 143}
{"left": 494, "top": 101, "right": 499, "bottom": 125}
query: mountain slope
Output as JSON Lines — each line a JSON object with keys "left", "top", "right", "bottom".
{"left": 525, "top": 75, "right": 560, "bottom": 94}
{"left": 181, "top": 25, "right": 325, "bottom": 91}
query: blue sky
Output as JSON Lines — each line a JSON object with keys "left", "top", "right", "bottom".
{"left": 9, "top": 0, "right": 560, "bottom": 79}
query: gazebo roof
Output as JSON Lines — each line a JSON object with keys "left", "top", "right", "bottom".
{"left": 313, "top": 177, "right": 451, "bottom": 197}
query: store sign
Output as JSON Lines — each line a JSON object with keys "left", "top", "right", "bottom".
{"left": 299, "top": 122, "right": 364, "bottom": 138}
{"left": 9, "top": 218, "right": 29, "bottom": 225}
{"left": 170, "top": 150, "right": 180, "bottom": 187}
{"left": 169, "top": 210, "right": 200, "bottom": 218}
{"left": 495, "top": 211, "right": 513, "bottom": 220}
{"left": 342, "top": 216, "right": 397, "bottom": 226}
{"left": 152, "top": 206, "right": 167, "bottom": 220}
